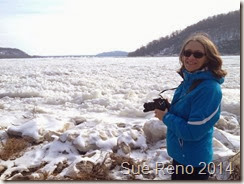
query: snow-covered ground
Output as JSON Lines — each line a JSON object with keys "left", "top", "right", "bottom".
{"left": 0, "top": 56, "right": 240, "bottom": 180}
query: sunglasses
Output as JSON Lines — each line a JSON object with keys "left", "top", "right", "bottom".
{"left": 183, "top": 50, "right": 205, "bottom": 59}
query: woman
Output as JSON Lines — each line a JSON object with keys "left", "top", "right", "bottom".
{"left": 154, "top": 33, "right": 227, "bottom": 180}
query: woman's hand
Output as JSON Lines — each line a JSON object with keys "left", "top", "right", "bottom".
{"left": 154, "top": 108, "right": 168, "bottom": 121}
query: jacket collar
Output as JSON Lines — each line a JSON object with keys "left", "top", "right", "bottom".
{"left": 182, "top": 69, "right": 224, "bottom": 84}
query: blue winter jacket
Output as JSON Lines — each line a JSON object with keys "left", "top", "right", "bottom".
{"left": 163, "top": 69, "right": 224, "bottom": 167}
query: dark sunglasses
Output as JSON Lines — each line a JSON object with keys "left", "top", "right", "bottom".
{"left": 183, "top": 50, "right": 205, "bottom": 59}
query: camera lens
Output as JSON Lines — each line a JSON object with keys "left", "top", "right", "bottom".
{"left": 143, "top": 102, "right": 156, "bottom": 112}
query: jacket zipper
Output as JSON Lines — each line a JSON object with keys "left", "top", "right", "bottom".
{"left": 178, "top": 138, "right": 184, "bottom": 147}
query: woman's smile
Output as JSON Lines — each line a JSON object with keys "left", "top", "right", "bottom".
{"left": 183, "top": 41, "right": 207, "bottom": 72}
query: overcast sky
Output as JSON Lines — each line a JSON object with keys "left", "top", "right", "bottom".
{"left": 0, "top": 0, "right": 240, "bottom": 56}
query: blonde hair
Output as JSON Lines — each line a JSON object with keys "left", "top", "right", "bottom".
{"left": 178, "top": 33, "right": 227, "bottom": 78}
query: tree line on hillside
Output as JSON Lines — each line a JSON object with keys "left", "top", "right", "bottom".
{"left": 128, "top": 10, "right": 240, "bottom": 57}
{"left": 0, "top": 47, "right": 30, "bottom": 59}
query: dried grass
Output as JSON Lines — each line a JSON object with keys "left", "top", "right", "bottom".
{"left": 228, "top": 151, "right": 240, "bottom": 180}
{"left": 75, "top": 153, "right": 112, "bottom": 180}
{"left": 73, "top": 153, "right": 139, "bottom": 180}
{"left": 110, "top": 152, "right": 138, "bottom": 170}
{"left": 0, "top": 137, "right": 29, "bottom": 161}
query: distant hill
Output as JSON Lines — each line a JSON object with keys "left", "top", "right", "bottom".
{"left": 0, "top": 47, "right": 31, "bottom": 59}
{"left": 128, "top": 10, "right": 240, "bottom": 57}
{"left": 96, "top": 51, "right": 128, "bottom": 57}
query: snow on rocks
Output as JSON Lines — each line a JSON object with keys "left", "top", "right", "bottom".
{"left": 214, "top": 128, "right": 240, "bottom": 151}
{"left": 1, "top": 113, "right": 240, "bottom": 180}
{"left": 215, "top": 115, "right": 239, "bottom": 135}
{"left": 7, "top": 115, "right": 71, "bottom": 143}
{"left": 143, "top": 119, "right": 167, "bottom": 143}
{"left": 212, "top": 138, "right": 236, "bottom": 160}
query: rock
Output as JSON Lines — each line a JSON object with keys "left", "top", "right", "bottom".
{"left": 43, "top": 131, "right": 61, "bottom": 142}
{"left": 7, "top": 117, "right": 73, "bottom": 144}
{"left": 0, "top": 165, "right": 7, "bottom": 174}
{"left": 84, "top": 151, "right": 97, "bottom": 158}
{"left": 215, "top": 116, "right": 239, "bottom": 135}
{"left": 72, "top": 138, "right": 98, "bottom": 153}
{"left": 61, "top": 122, "right": 74, "bottom": 132}
{"left": 0, "top": 130, "right": 8, "bottom": 141}
{"left": 129, "top": 129, "right": 138, "bottom": 141}
{"left": 27, "top": 172, "right": 45, "bottom": 180}
{"left": 76, "top": 143, "right": 97, "bottom": 153}
{"left": 76, "top": 160, "right": 94, "bottom": 173}
{"left": 214, "top": 128, "right": 240, "bottom": 151}
{"left": 118, "top": 142, "right": 131, "bottom": 155}
{"left": 53, "top": 160, "right": 69, "bottom": 174}
{"left": 98, "top": 131, "right": 108, "bottom": 141}
{"left": 0, "top": 103, "right": 4, "bottom": 109}
{"left": 9, "top": 173, "right": 27, "bottom": 180}
{"left": 59, "top": 132, "right": 80, "bottom": 143}
{"left": 72, "top": 117, "right": 86, "bottom": 125}
{"left": 215, "top": 117, "right": 228, "bottom": 130}
{"left": 117, "top": 123, "right": 126, "bottom": 128}
{"left": 63, "top": 164, "right": 79, "bottom": 179}
{"left": 7, "top": 128, "right": 22, "bottom": 137}
{"left": 230, "top": 151, "right": 240, "bottom": 170}
{"left": 143, "top": 120, "right": 167, "bottom": 143}
{"left": 23, "top": 135, "right": 43, "bottom": 144}
{"left": 111, "top": 130, "right": 119, "bottom": 137}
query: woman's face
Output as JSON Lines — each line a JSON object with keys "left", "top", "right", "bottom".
{"left": 182, "top": 41, "right": 207, "bottom": 72}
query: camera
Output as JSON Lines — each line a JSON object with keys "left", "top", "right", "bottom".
{"left": 143, "top": 97, "right": 168, "bottom": 112}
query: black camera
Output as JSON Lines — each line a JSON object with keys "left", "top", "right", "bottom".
{"left": 143, "top": 97, "right": 168, "bottom": 112}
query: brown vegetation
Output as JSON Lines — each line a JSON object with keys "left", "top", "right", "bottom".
{"left": 0, "top": 137, "right": 29, "bottom": 161}
{"left": 64, "top": 153, "right": 140, "bottom": 180}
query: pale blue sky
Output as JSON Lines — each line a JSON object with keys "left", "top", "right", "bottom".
{"left": 0, "top": 0, "right": 240, "bottom": 56}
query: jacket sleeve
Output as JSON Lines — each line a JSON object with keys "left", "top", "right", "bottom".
{"left": 163, "top": 83, "right": 222, "bottom": 141}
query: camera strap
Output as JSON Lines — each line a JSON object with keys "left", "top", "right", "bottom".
{"left": 167, "top": 79, "right": 204, "bottom": 106}
{"left": 159, "top": 86, "right": 178, "bottom": 98}
{"left": 187, "top": 79, "right": 204, "bottom": 93}
{"left": 159, "top": 79, "right": 203, "bottom": 96}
